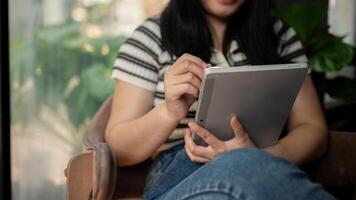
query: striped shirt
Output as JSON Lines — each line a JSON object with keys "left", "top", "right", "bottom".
{"left": 112, "top": 17, "right": 308, "bottom": 152}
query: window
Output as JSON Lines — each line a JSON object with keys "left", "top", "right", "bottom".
{"left": 1, "top": 0, "right": 12, "bottom": 199}
{"left": 327, "top": 0, "right": 356, "bottom": 80}
{"left": 329, "top": 0, "right": 356, "bottom": 46}
{"left": 10, "top": 0, "right": 166, "bottom": 199}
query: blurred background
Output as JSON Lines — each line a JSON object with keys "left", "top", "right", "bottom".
{"left": 8, "top": 0, "right": 355, "bottom": 199}
{"left": 9, "top": 0, "right": 168, "bottom": 199}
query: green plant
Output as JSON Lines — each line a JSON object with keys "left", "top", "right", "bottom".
{"left": 10, "top": 1, "right": 126, "bottom": 157}
{"left": 10, "top": 21, "right": 126, "bottom": 152}
{"left": 273, "top": 3, "right": 356, "bottom": 103}
{"left": 34, "top": 22, "right": 125, "bottom": 127}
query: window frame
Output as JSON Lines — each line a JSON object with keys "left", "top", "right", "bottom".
{"left": 0, "top": 0, "right": 12, "bottom": 199}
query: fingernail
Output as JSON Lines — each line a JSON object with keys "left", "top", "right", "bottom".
{"left": 232, "top": 115, "right": 237, "bottom": 122}
{"left": 188, "top": 122, "right": 196, "bottom": 129}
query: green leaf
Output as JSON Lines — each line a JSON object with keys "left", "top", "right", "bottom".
{"left": 37, "top": 22, "right": 81, "bottom": 43}
{"left": 309, "top": 34, "right": 354, "bottom": 72}
{"left": 64, "top": 65, "right": 114, "bottom": 127}
{"left": 80, "top": 64, "right": 115, "bottom": 101}
{"left": 13, "top": 21, "right": 126, "bottom": 127}
{"left": 272, "top": 3, "right": 327, "bottom": 43}
{"left": 273, "top": 4, "right": 354, "bottom": 73}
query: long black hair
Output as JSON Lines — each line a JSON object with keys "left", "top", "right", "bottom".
{"left": 160, "top": 0, "right": 285, "bottom": 64}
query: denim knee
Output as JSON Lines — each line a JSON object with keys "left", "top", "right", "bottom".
{"left": 167, "top": 148, "right": 280, "bottom": 199}
{"left": 200, "top": 148, "right": 315, "bottom": 199}
{"left": 213, "top": 148, "right": 262, "bottom": 169}
{"left": 213, "top": 148, "right": 296, "bottom": 172}
{"left": 208, "top": 148, "right": 268, "bottom": 177}
{"left": 156, "top": 148, "right": 335, "bottom": 200}
{"left": 216, "top": 148, "right": 275, "bottom": 163}
{"left": 204, "top": 149, "right": 295, "bottom": 190}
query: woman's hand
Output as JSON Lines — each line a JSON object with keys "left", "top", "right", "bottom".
{"left": 163, "top": 53, "right": 210, "bottom": 121}
{"left": 184, "top": 116, "right": 256, "bottom": 163}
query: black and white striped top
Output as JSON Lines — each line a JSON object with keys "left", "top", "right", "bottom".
{"left": 112, "top": 17, "right": 308, "bottom": 152}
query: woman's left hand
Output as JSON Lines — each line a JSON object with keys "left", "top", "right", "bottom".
{"left": 184, "top": 116, "right": 256, "bottom": 163}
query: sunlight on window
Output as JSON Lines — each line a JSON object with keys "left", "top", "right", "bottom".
{"left": 10, "top": 0, "right": 167, "bottom": 199}
{"left": 72, "top": 7, "right": 88, "bottom": 22}
{"left": 328, "top": 0, "right": 355, "bottom": 45}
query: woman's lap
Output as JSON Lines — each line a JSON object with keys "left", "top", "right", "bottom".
{"left": 143, "top": 144, "right": 335, "bottom": 200}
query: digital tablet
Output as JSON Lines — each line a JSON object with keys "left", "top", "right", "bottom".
{"left": 192, "top": 63, "right": 308, "bottom": 148}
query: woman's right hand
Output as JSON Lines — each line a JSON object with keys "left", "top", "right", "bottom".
{"left": 163, "top": 53, "right": 210, "bottom": 121}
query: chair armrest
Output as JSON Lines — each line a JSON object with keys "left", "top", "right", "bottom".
{"left": 306, "top": 131, "right": 356, "bottom": 187}
{"left": 65, "top": 143, "right": 117, "bottom": 200}
{"left": 65, "top": 151, "right": 94, "bottom": 200}
{"left": 83, "top": 96, "right": 113, "bottom": 149}
{"left": 92, "top": 143, "right": 117, "bottom": 200}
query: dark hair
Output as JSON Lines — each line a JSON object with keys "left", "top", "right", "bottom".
{"left": 160, "top": 0, "right": 285, "bottom": 64}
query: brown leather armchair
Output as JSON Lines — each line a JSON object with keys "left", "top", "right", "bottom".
{"left": 65, "top": 96, "right": 356, "bottom": 200}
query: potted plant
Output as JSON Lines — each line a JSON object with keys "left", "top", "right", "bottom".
{"left": 273, "top": 3, "right": 356, "bottom": 131}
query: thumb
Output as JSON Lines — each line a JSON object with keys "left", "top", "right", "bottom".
{"left": 230, "top": 116, "right": 246, "bottom": 138}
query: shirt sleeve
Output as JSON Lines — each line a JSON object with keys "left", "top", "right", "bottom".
{"left": 274, "top": 19, "right": 311, "bottom": 73}
{"left": 112, "top": 18, "right": 162, "bottom": 91}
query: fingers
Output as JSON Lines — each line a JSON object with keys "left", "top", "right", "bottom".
{"left": 229, "top": 116, "right": 255, "bottom": 148}
{"left": 230, "top": 116, "right": 246, "bottom": 138}
{"left": 175, "top": 53, "right": 207, "bottom": 69}
{"left": 172, "top": 83, "right": 199, "bottom": 100}
{"left": 184, "top": 141, "right": 209, "bottom": 163}
{"left": 188, "top": 122, "right": 222, "bottom": 149}
{"left": 172, "top": 54, "right": 211, "bottom": 80}
{"left": 184, "top": 129, "right": 212, "bottom": 158}
{"left": 184, "top": 128, "right": 197, "bottom": 150}
{"left": 184, "top": 130, "right": 210, "bottom": 163}
{"left": 165, "top": 53, "right": 211, "bottom": 101}
{"left": 172, "top": 61, "right": 205, "bottom": 80}
{"left": 172, "top": 72, "right": 201, "bottom": 89}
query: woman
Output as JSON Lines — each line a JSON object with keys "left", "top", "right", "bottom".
{"left": 106, "top": 0, "right": 335, "bottom": 199}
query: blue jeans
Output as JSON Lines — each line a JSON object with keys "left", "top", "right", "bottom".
{"left": 143, "top": 144, "right": 335, "bottom": 200}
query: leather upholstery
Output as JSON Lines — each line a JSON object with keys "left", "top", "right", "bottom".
{"left": 65, "top": 151, "right": 94, "bottom": 200}
{"left": 306, "top": 131, "right": 356, "bottom": 187}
